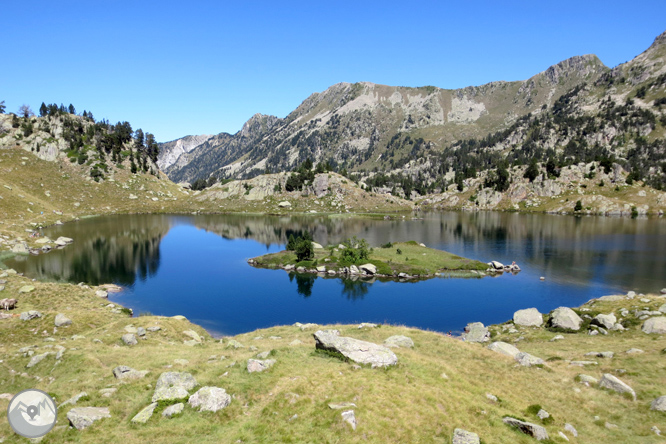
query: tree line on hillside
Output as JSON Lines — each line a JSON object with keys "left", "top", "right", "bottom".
{"left": 0, "top": 100, "right": 160, "bottom": 181}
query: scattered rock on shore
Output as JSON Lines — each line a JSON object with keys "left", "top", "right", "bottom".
{"left": 54, "top": 313, "right": 72, "bottom": 327}
{"left": 513, "top": 308, "right": 543, "bottom": 327}
{"left": 548, "top": 307, "right": 583, "bottom": 331}
{"left": 313, "top": 330, "right": 398, "bottom": 368}
{"left": 247, "top": 359, "right": 276, "bottom": 373}
{"left": 642, "top": 317, "right": 666, "bottom": 334}
{"left": 599, "top": 373, "right": 636, "bottom": 400}
{"left": 651, "top": 395, "right": 666, "bottom": 412}
{"left": 131, "top": 403, "right": 157, "bottom": 424}
{"left": 502, "top": 417, "right": 549, "bottom": 440}
{"left": 452, "top": 428, "right": 480, "bottom": 444}
{"left": 67, "top": 407, "right": 111, "bottom": 430}
{"left": 188, "top": 386, "right": 231, "bottom": 412}
{"left": 152, "top": 372, "right": 198, "bottom": 402}
{"left": 462, "top": 322, "right": 490, "bottom": 342}
{"left": 488, "top": 341, "right": 520, "bottom": 358}
{"left": 113, "top": 365, "right": 149, "bottom": 380}
{"left": 162, "top": 403, "right": 184, "bottom": 418}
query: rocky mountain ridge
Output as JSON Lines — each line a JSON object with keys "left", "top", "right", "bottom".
{"left": 159, "top": 48, "right": 611, "bottom": 184}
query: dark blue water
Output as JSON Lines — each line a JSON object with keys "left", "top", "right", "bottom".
{"left": 7, "top": 212, "right": 666, "bottom": 336}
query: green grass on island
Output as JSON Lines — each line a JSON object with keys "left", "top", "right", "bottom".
{"left": 249, "top": 239, "right": 489, "bottom": 278}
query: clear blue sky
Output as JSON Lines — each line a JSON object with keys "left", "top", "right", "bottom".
{"left": 2, "top": 1, "right": 665, "bottom": 142}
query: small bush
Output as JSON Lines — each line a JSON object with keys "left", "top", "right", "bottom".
{"left": 380, "top": 242, "right": 393, "bottom": 248}
{"left": 120, "top": 307, "right": 133, "bottom": 316}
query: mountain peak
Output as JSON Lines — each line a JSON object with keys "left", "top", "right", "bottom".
{"left": 540, "top": 54, "right": 606, "bottom": 85}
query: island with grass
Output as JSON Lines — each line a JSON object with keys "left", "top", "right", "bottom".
{"left": 247, "top": 234, "right": 509, "bottom": 279}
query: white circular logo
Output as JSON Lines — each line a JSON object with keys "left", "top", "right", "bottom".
{"left": 7, "top": 389, "right": 57, "bottom": 438}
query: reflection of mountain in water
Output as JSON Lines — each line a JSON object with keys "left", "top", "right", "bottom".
{"left": 8, "top": 215, "right": 171, "bottom": 286}
{"left": 192, "top": 212, "right": 666, "bottom": 291}
{"left": 8, "top": 212, "right": 666, "bottom": 293}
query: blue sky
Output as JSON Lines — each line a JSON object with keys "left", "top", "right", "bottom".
{"left": 2, "top": 1, "right": 665, "bottom": 142}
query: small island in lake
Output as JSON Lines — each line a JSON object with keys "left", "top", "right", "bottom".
{"left": 248, "top": 235, "right": 511, "bottom": 279}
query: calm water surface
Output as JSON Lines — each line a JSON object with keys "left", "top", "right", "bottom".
{"left": 7, "top": 212, "right": 666, "bottom": 336}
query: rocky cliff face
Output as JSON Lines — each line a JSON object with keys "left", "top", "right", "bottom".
{"left": 157, "top": 134, "right": 213, "bottom": 170}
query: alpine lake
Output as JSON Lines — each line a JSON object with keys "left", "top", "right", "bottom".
{"left": 6, "top": 212, "right": 666, "bottom": 337}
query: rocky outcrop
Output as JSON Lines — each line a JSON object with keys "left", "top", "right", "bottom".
{"left": 188, "top": 386, "right": 231, "bottom": 412}
{"left": 54, "top": 313, "right": 72, "bottom": 327}
{"left": 152, "top": 372, "right": 198, "bottom": 402}
{"left": 452, "top": 428, "right": 480, "bottom": 444}
{"left": 67, "top": 407, "right": 111, "bottom": 430}
{"left": 642, "top": 317, "right": 666, "bottom": 334}
{"left": 313, "top": 330, "right": 398, "bottom": 368}
{"left": 599, "top": 373, "right": 636, "bottom": 400}
{"left": 513, "top": 308, "right": 543, "bottom": 327}
{"left": 113, "top": 365, "right": 149, "bottom": 380}
{"left": 502, "top": 417, "right": 549, "bottom": 441}
{"left": 462, "top": 322, "right": 490, "bottom": 342}
{"left": 487, "top": 341, "right": 520, "bottom": 358}
{"left": 247, "top": 359, "right": 276, "bottom": 373}
{"left": 548, "top": 307, "right": 583, "bottom": 331}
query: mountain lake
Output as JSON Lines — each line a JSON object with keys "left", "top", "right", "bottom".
{"left": 6, "top": 212, "right": 666, "bottom": 337}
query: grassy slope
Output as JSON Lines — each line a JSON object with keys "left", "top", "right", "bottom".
{"left": 0, "top": 268, "right": 664, "bottom": 443}
{"left": 251, "top": 241, "right": 488, "bottom": 277}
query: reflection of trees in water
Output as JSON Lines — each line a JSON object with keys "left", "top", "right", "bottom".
{"left": 341, "top": 278, "right": 370, "bottom": 300}
{"left": 10, "top": 212, "right": 665, "bottom": 293}
{"left": 289, "top": 273, "right": 316, "bottom": 298}
{"left": 12, "top": 215, "right": 170, "bottom": 286}
{"left": 191, "top": 214, "right": 384, "bottom": 247}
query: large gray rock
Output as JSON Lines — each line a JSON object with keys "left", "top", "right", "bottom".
{"left": 60, "top": 392, "right": 88, "bottom": 408}
{"left": 452, "top": 428, "right": 480, "bottom": 444}
{"left": 549, "top": 307, "right": 583, "bottom": 331}
{"left": 313, "top": 330, "right": 398, "bottom": 368}
{"left": 502, "top": 417, "right": 549, "bottom": 441}
{"left": 121, "top": 334, "right": 137, "bottom": 346}
{"left": 462, "top": 322, "right": 490, "bottom": 342}
{"left": 487, "top": 341, "right": 520, "bottom": 358}
{"left": 247, "top": 359, "right": 276, "bottom": 373}
{"left": 383, "top": 335, "right": 414, "bottom": 348}
{"left": 515, "top": 352, "right": 545, "bottom": 367}
{"left": 513, "top": 308, "right": 543, "bottom": 327}
{"left": 650, "top": 395, "right": 666, "bottom": 412}
{"left": 642, "top": 317, "right": 666, "bottom": 334}
{"left": 54, "top": 313, "right": 72, "bottom": 327}
{"left": 359, "top": 263, "right": 377, "bottom": 275}
{"left": 188, "top": 387, "right": 231, "bottom": 412}
{"left": 592, "top": 313, "right": 617, "bottom": 330}
{"left": 26, "top": 352, "right": 50, "bottom": 368}
{"left": 341, "top": 410, "right": 357, "bottom": 430}
{"left": 131, "top": 403, "right": 157, "bottom": 424}
{"left": 67, "top": 407, "right": 111, "bottom": 430}
{"left": 113, "top": 365, "right": 149, "bottom": 380}
{"left": 162, "top": 403, "right": 184, "bottom": 418}
{"left": 152, "top": 372, "right": 198, "bottom": 402}
{"left": 599, "top": 373, "right": 636, "bottom": 400}
{"left": 11, "top": 243, "right": 29, "bottom": 254}
{"left": 20, "top": 310, "right": 42, "bottom": 321}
